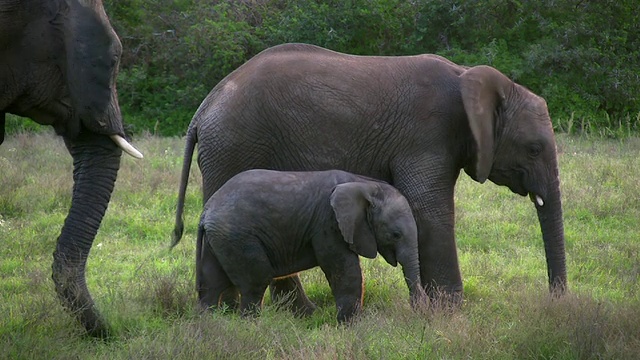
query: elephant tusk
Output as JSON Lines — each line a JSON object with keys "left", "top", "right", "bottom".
{"left": 110, "top": 134, "right": 144, "bottom": 159}
{"left": 530, "top": 193, "right": 544, "bottom": 207}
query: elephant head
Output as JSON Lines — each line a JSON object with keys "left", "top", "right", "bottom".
{"left": 460, "top": 65, "right": 566, "bottom": 293}
{"left": 1, "top": 0, "right": 143, "bottom": 337}
{"left": 330, "top": 182, "right": 422, "bottom": 306}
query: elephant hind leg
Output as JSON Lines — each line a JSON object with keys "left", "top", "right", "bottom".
{"left": 238, "top": 286, "right": 268, "bottom": 318}
{"left": 197, "top": 243, "right": 239, "bottom": 310}
{"left": 213, "top": 238, "right": 276, "bottom": 317}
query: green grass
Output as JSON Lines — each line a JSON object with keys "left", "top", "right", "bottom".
{"left": 1, "top": 131, "right": 639, "bottom": 359}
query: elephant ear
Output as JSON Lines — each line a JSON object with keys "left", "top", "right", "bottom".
{"left": 62, "top": 0, "right": 125, "bottom": 138}
{"left": 460, "top": 65, "right": 512, "bottom": 183}
{"left": 330, "top": 183, "right": 379, "bottom": 259}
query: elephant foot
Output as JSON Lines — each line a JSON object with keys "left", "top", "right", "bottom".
{"left": 290, "top": 297, "right": 318, "bottom": 317}
{"left": 271, "top": 291, "right": 317, "bottom": 317}
{"left": 335, "top": 301, "right": 362, "bottom": 324}
{"left": 269, "top": 276, "right": 317, "bottom": 317}
{"left": 198, "top": 286, "right": 240, "bottom": 313}
{"left": 420, "top": 283, "right": 464, "bottom": 312}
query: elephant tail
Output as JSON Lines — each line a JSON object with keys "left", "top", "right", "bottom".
{"left": 171, "top": 124, "right": 198, "bottom": 249}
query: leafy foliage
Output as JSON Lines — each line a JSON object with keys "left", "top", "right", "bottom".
{"left": 106, "top": 1, "right": 263, "bottom": 135}
{"left": 102, "top": 0, "right": 640, "bottom": 136}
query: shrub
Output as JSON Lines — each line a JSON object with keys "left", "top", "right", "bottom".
{"left": 99, "top": 0, "right": 639, "bottom": 137}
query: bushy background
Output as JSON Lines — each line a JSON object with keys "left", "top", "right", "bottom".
{"left": 100, "top": 0, "right": 639, "bottom": 136}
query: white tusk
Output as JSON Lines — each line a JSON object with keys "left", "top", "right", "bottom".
{"left": 110, "top": 134, "right": 144, "bottom": 159}
{"left": 535, "top": 195, "right": 544, "bottom": 207}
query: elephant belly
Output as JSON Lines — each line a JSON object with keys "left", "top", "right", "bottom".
{"left": 271, "top": 247, "right": 318, "bottom": 279}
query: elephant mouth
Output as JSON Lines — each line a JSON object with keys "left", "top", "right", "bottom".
{"left": 379, "top": 248, "right": 398, "bottom": 267}
{"left": 499, "top": 178, "right": 545, "bottom": 207}
{"left": 489, "top": 167, "right": 528, "bottom": 196}
{"left": 496, "top": 177, "right": 528, "bottom": 197}
{"left": 483, "top": 163, "right": 547, "bottom": 207}
{"left": 508, "top": 185, "right": 528, "bottom": 197}
{"left": 508, "top": 169, "right": 545, "bottom": 206}
{"left": 522, "top": 172, "right": 545, "bottom": 207}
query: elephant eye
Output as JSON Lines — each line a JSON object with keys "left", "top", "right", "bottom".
{"left": 391, "top": 230, "right": 402, "bottom": 239}
{"left": 527, "top": 143, "right": 542, "bottom": 158}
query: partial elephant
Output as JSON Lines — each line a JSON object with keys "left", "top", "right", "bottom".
{"left": 173, "top": 169, "right": 421, "bottom": 322}
{"left": 173, "top": 43, "right": 566, "bottom": 313}
{"left": 1, "top": 0, "right": 143, "bottom": 337}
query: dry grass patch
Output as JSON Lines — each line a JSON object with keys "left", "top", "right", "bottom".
{"left": 1, "top": 132, "right": 639, "bottom": 359}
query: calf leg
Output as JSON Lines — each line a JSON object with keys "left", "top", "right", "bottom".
{"left": 320, "top": 255, "right": 364, "bottom": 323}
{"left": 270, "top": 276, "right": 317, "bottom": 316}
{"left": 197, "top": 233, "right": 239, "bottom": 310}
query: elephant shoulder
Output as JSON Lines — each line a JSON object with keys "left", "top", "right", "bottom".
{"left": 413, "top": 54, "right": 467, "bottom": 76}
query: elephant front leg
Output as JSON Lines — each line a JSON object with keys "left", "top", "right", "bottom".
{"left": 394, "top": 172, "right": 463, "bottom": 306}
{"left": 269, "top": 275, "right": 317, "bottom": 316}
{"left": 416, "top": 214, "right": 463, "bottom": 306}
{"left": 321, "top": 257, "right": 364, "bottom": 323}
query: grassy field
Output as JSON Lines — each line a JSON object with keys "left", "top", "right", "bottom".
{"left": 1, "top": 131, "right": 639, "bottom": 359}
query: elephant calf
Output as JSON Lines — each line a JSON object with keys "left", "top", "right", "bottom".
{"left": 192, "top": 169, "right": 421, "bottom": 322}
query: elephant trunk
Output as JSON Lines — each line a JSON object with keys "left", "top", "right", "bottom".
{"left": 536, "top": 176, "right": 567, "bottom": 295}
{"left": 52, "top": 132, "right": 122, "bottom": 338}
{"left": 397, "top": 249, "right": 422, "bottom": 308}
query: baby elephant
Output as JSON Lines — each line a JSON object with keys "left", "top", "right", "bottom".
{"left": 195, "top": 169, "right": 421, "bottom": 322}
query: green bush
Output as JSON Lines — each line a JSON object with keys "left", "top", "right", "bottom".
{"left": 98, "top": 0, "right": 640, "bottom": 137}
{"left": 108, "top": 1, "right": 263, "bottom": 136}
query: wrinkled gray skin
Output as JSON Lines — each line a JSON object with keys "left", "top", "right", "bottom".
{"left": 1, "top": 0, "right": 142, "bottom": 337}
{"left": 177, "top": 169, "right": 421, "bottom": 323}
{"left": 173, "top": 43, "right": 567, "bottom": 315}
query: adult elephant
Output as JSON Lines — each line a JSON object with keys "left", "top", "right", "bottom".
{"left": 1, "top": 0, "right": 143, "bottom": 337}
{"left": 173, "top": 43, "right": 566, "bottom": 313}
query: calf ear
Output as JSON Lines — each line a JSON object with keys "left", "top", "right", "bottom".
{"left": 330, "top": 183, "right": 378, "bottom": 259}
{"left": 460, "top": 65, "right": 511, "bottom": 183}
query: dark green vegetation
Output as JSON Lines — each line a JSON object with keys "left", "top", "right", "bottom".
{"left": 1, "top": 132, "right": 639, "bottom": 358}
{"left": 5, "top": 1, "right": 638, "bottom": 137}
{"left": 81, "top": 0, "right": 639, "bottom": 136}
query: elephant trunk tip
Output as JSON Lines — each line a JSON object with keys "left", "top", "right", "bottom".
{"left": 409, "top": 284, "right": 426, "bottom": 310}
{"left": 51, "top": 258, "right": 112, "bottom": 339}
{"left": 83, "top": 317, "right": 112, "bottom": 340}
{"left": 549, "top": 276, "right": 568, "bottom": 297}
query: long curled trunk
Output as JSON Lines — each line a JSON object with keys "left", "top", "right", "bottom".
{"left": 536, "top": 176, "right": 567, "bottom": 295}
{"left": 52, "top": 132, "right": 121, "bottom": 338}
